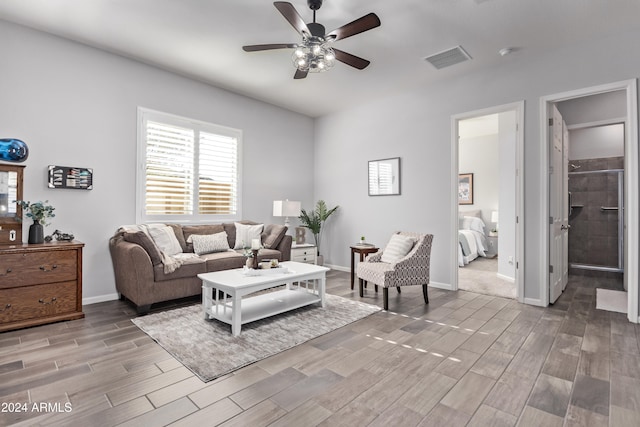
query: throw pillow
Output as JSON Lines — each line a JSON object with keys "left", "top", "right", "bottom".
{"left": 183, "top": 224, "right": 225, "bottom": 253}
{"left": 188, "top": 232, "right": 230, "bottom": 255}
{"left": 148, "top": 225, "right": 183, "bottom": 257}
{"left": 381, "top": 234, "right": 416, "bottom": 264}
{"left": 233, "top": 222, "right": 264, "bottom": 249}
{"left": 262, "top": 224, "right": 287, "bottom": 249}
{"left": 122, "top": 230, "right": 163, "bottom": 266}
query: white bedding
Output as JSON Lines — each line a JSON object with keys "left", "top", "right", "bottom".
{"left": 458, "top": 229, "right": 488, "bottom": 267}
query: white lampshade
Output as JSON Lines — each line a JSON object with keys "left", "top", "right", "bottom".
{"left": 491, "top": 211, "right": 499, "bottom": 223}
{"left": 273, "top": 200, "right": 301, "bottom": 218}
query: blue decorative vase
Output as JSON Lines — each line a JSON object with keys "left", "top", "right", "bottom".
{"left": 0, "top": 139, "right": 29, "bottom": 163}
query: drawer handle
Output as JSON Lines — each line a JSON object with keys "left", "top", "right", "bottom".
{"left": 0, "top": 303, "right": 11, "bottom": 312}
{"left": 38, "top": 297, "right": 57, "bottom": 305}
{"left": 0, "top": 268, "right": 11, "bottom": 276}
{"left": 39, "top": 265, "right": 58, "bottom": 272}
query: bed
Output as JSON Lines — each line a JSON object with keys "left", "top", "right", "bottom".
{"left": 458, "top": 215, "right": 489, "bottom": 267}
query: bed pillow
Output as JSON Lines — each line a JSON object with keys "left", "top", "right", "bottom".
{"left": 381, "top": 234, "right": 417, "bottom": 263}
{"left": 460, "top": 216, "right": 486, "bottom": 234}
{"left": 188, "top": 232, "right": 230, "bottom": 255}
{"left": 233, "top": 222, "right": 264, "bottom": 249}
{"left": 148, "top": 225, "right": 183, "bottom": 256}
{"left": 459, "top": 209, "right": 482, "bottom": 219}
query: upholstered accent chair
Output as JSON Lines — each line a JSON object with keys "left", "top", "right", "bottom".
{"left": 356, "top": 232, "right": 434, "bottom": 310}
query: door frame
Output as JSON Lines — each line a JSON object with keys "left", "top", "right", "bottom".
{"left": 450, "top": 101, "right": 525, "bottom": 301}
{"left": 540, "top": 79, "right": 639, "bottom": 323}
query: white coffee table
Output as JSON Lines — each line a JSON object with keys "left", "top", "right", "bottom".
{"left": 198, "top": 261, "right": 329, "bottom": 336}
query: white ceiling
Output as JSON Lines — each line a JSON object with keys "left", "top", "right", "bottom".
{"left": 1, "top": 0, "right": 640, "bottom": 117}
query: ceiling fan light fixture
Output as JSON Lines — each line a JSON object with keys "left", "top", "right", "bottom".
{"left": 291, "top": 38, "right": 335, "bottom": 73}
{"left": 244, "top": 1, "right": 381, "bottom": 79}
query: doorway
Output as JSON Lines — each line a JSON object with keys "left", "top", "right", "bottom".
{"left": 541, "top": 80, "right": 639, "bottom": 323}
{"left": 451, "top": 102, "right": 524, "bottom": 301}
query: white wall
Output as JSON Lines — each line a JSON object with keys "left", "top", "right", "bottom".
{"left": 315, "top": 28, "right": 640, "bottom": 302}
{"left": 569, "top": 124, "right": 625, "bottom": 160}
{"left": 458, "top": 134, "right": 499, "bottom": 227}
{"left": 0, "top": 20, "right": 314, "bottom": 302}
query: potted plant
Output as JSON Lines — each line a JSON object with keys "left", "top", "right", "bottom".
{"left": 15, "top": 200, "right": 55, "bottom": 244}
{"left": 298, "top": 200, "right": 338, "bottom": 265}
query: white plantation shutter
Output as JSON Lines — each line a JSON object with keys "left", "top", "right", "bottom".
{"left": 137, "top": 108, "right": 242, "bottom": 222}
{"left": 145, "top": 121, "right": 194, "bottom": 215}
{"left": 198, "top": 132, "right": 238, "bottom": 215}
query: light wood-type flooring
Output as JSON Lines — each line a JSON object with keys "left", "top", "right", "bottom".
{"left": 1, "top": 270, "right": 639, "bottom": 426}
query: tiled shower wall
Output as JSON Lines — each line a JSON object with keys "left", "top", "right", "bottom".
{"left": 568, "top": 157, "right": 623, "bottom": 275}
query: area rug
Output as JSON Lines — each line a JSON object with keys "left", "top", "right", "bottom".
{"left": 131, "top": 294, "right": 381, "bottom": 382}
{"left": 596, "top": 288, "right": 627, "bottom": 314}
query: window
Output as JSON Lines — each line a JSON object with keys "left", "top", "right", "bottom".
{"left": 137, "top": 108, "right": 242, "bottom": 223}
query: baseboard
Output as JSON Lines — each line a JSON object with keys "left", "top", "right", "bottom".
{"left": 524, "top": 297, "right": 545, "bottom": 307}
{"left": 82, "top": 293, "right": 120, "bottom": 305}
{"left": 497, "top": 273, "right": 516, "bottom": 283}
{"left": 326, "top": 264, "right": 349, "bottom": 273}
{"left": 429, "top": 281, "right": 453, "bottom": 291}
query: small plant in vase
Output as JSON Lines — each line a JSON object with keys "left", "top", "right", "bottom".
{"left": 242, "top": 239, "right": 263, "bottom": 269}
{"left": 360, "top": 236, "right": 366, "bottom": 245}
{"left": 14, "top": 200, "right": 55, "bottom": 244}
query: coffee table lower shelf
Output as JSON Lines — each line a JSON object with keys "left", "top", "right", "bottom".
{"left": 205, "top": 289, "right": 321, "bottom": 330}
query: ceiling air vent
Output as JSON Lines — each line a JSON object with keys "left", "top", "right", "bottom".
{"left": 424, "top": 46, "right": 472, "bottom": 70}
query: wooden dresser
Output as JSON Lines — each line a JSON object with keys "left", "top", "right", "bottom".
{"left": 0, "top": 241, "right": 84, "bottom": 332}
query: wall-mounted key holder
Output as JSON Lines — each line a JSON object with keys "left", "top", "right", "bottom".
{"left": 48, "top": 165, "right": 93, "bottom": 190}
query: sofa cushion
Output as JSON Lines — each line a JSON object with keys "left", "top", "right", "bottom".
{"left": 123, "top": 230, "right": 163, "bottom": 266}
{"left": 201, "top": 251, "right": 246, "bottom": 271}
{"left": 182, "top": 224, "right": 225, "bottom": 253}
{"left": 188, "top": 232, "right": 230, "bottom": 255}
{"left": 153, "top": 257, "right": 207, "bottom": 281}
{"left": 148, "top": 225, "right": 183, "bottom": 257}
{"left": 262, "top": 224, "right": 287, "bottom": 249}
{"left": 233, "top": 222, "right": 264, "bottom": 249}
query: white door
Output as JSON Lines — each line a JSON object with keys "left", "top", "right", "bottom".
{"left": 549, "top": 104, "right": 568, "bottom": 303}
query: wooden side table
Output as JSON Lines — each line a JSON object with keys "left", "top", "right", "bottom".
{"left": 350, "top": 244, "right": 379, "bottom": 290}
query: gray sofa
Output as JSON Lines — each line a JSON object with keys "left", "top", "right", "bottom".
{"left": 109, "top": 221, "right": 292, "bottom": 314}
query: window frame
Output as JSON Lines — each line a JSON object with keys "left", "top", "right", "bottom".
{"left": 136, "top": 107, "right": 243, "bottom": 224}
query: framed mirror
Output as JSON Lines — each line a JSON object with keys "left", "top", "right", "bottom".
{"left": 368, "top": 157, "right": 401, "bottom": 196}
{"left": 0, "top": 164, "right": 24, "bottom": 244}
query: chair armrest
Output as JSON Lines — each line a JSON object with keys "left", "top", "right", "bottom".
{"left": 367, "top": 251, "right": 383, "bottom": 262}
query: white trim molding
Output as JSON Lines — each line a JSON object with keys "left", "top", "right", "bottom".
{"left": 451, "top": 101, "right": 525, "bottom": 302}
{"left": 540, "top": 79, "right": 638, "bottom": 323}
{"left": 82, "top": 293, "right": 120, "bottom": 305}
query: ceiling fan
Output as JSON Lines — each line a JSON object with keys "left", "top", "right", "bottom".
{"left": 242, "top": 1, "right": 381, "bottom": 79}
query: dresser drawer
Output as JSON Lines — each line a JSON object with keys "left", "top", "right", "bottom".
{"left": 0, "top": 250, "right": 77, "bottom": 289}
{"left": 291, "top": 247, "right": 316, "bottom": 264}
{"left": 0, "top": 281, "right": 78, "bottom": 323}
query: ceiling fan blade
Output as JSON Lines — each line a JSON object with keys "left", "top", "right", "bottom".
{"left": 243, "top": 43, "right": 297, "bottom": 52}
{"left": 294, "top": 69, "right": 308, "bottom": 79}
{"left": 333, "top": 49, "right": 370, "bottom": 70}
{"left": 274, "top": 2, "right": 310, "bottom": 37}
{"left": 326, "top": 13, "right": 381, "bottom": 42}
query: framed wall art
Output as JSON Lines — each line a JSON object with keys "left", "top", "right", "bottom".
{"left": 368, "top": 157, "right": 401, "bottom": 196}
{"left": 458, "top": 173, "right": 473, "bottom": 205}
{"left": 48, "top": 165, "right": 93, "bottom": 190}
